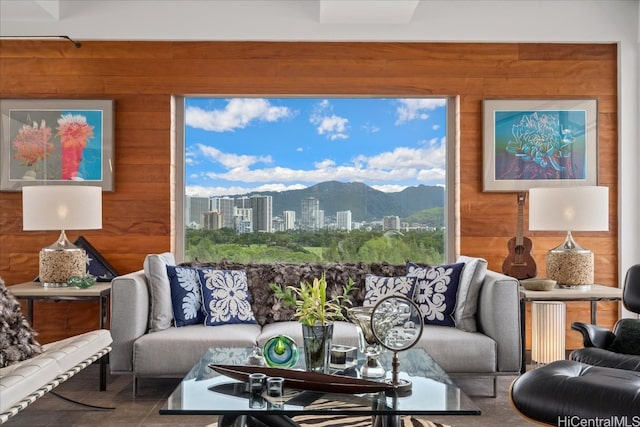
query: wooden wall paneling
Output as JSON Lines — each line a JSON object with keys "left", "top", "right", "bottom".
{"left": 0, "top": 41, "right": 618, "bottom": 349}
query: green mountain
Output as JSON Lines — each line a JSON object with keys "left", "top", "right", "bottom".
{"left": 237, "top": 181, "right": 444, "bottom": 222}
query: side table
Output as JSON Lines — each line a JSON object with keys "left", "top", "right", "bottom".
{"left": 9, "top": 281, "right": 112, "bottom": 391}
{"left": 519, "top": 284, "right": 622, "bottom": 373}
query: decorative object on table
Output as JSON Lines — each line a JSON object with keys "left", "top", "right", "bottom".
{"left": 270, "top": 273, "right": 355, "bottom": 374}
{"left": 482, "top": 99, "right": 598, "bottom": 192}
{"left": 209, "top": 364, "right": 395, "bottom": 394}
{"left": 347, "top": 306, "right": 385, "bottom": 378}
{"left": 22, "top": 185, "right": 102, "bottom": 287}
{"left": 0, "top": 98, "right": 115, "bottom": 191}
{"left": 502, "top": 192, "right": 537, "bottom": 280}
{"left": 329, "top": 345, "right": 357, "bottom": 369}
{"left": 73, "top": 236, "right": 119, "bottom": 281}
{"left": 371, "top": 295, "right": 424, "bottom": 393}
{"left": 520, "top": 278, "right": 557, "bottom": 291}
{"left": 529, "top": 186, "right": 609, "bottom": 288}
{"left": 66, "top": 275, "right": 96, "bottom": 289}
{"left": 263, "top": 335, "right": 299, "bottom": 368}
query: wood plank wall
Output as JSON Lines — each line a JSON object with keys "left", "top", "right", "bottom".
{"left": 0, "top": 41, "right": 618, "bottom": 349}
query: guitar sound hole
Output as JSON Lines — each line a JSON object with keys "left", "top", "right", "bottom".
{"left": 515, "top": 246, "right": 525, "bottom": 255}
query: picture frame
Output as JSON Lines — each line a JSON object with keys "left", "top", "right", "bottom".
{"left": 0, "top": 99, "right": 114, "bottom": 191}
{"left": 73, "top": 236, "right": 119, "bottom": 281}
{"left": 482, "top": 99, "right": 597, "bottom": 192}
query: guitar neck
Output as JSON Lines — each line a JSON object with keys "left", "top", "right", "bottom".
{"left": 516, "top": 193, "right": 525, "bottom": 246}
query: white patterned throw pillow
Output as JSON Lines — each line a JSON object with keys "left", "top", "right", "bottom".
{"left": 197, "top": 269, "right": 257, "bottom": 326}
{"left": 407, "top": 262, "right": 464, "bottom": 327}
{"left": 363, "top": 274, "right": 417, "bottom": 307}
{"left": 166, "top": 266, "right": 204, "bottom": 327}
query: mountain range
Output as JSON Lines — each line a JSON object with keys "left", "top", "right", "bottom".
{"left": 234, "top": 181, "right": 444, "bottom": 222}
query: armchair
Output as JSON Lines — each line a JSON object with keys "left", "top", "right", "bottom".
{"left": 570, "top": 264, "right": 640, "bottom": 371}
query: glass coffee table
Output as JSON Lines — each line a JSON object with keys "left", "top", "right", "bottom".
{"left": 160, "top": 347, "right": 480, "bottom": 427}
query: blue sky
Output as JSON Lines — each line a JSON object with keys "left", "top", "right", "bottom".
{"left": 185, "top": 97, "right": 447, "bottom": 197}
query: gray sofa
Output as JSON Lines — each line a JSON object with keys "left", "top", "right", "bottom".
{"left": 109, "top": 255, "right": 521, "bottom": 396}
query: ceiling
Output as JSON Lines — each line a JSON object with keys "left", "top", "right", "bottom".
{"left": 0, "top": 0, "right": 420, "bottom": 26}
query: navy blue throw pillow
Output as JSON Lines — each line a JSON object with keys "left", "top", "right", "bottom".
{"left": 407, "top": 262, "right": 464, "bottom": 327}
{"left": 197, "top": 269, "right": 257, "bottom": 326}
{"left": 166, "top": 266, "right": 204, "bottom": 327}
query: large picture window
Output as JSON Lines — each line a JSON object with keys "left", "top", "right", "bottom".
{"left": 175, "top": 96, "right": 455, "bottom": 265}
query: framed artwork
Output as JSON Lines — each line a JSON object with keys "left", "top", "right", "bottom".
{"left": 482, "top": 99, "right": 597, "bottom": 192}
{"left": 74, "top": 236, "right": 119, "bottom": 281}
{"left": 0, "top": 99, "right": 114, "bottom": 191}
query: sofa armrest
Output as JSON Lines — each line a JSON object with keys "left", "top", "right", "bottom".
{"left": 476, "top": 269, "right": 522, "bottom": 373}
{"left": 110, "top": 270, "right": 149, "bottom": 374}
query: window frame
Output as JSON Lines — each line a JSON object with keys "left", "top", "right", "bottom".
{"left": 172, "top": 95, "right": 457, "bottom": 264}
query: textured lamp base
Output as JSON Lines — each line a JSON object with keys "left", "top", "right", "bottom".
{"left": 546, "top": 250, "right": 594, "bottom": 288}
{"left": 39, "top": 248, "right": 86, "bottom": 287}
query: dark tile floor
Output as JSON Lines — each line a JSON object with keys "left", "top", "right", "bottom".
{"left": 4, "top": 364, "right": 536, "bottom": 426}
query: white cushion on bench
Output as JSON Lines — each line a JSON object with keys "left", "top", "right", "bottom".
{"left": 0, "top": 329, "right": 112, "bottom": 413}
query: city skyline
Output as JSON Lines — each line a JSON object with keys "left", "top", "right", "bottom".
{"left": 184, "top": 97, "right": 447, "bottom": 197}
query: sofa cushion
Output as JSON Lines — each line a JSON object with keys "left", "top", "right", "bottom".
{"left": 407, "top": 262, "right": 464, "bottom": 327}
{"left": 416, "top": 325, "right": 497, "bottom": 373}
{"left": 363, "top": 275, "right": 417, "bottom": 307}
{"left": 143, "top": 253, "right": 176, "bottom": 332}
{"left": 0, "top": 277, "right": 42, "bottom": 368}
{"left": 198, "top": 269, "right": 257, "bottom": 326}
{"left": 166, "top": 266, "right": 205, "bottom": 327}
{"left": 133, "top": 323, "right": 261, "bottom": 377}
{"left": 454, "top": 256, "right": 488, "bottom": 332}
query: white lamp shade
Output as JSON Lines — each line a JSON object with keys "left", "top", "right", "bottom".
{"left": 529, "top": 186, "right": 609, "bottom": 232}
{"left": 22, "top": 186, "right": 102, "bottom": 231}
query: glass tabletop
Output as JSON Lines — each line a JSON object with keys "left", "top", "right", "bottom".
{"left": 160, "top": 346, "right": 480, "bottom": 417}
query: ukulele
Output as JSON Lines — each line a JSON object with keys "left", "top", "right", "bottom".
{"left": 502, "top": 192, "right": 537, "bottom": 280}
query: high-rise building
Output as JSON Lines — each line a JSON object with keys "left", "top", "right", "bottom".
{"left": 336, "top": 210, "right": 352, "bottom": 231}
{"left": 185, "top": 195, "right": 209, "bottom": 228}
{"left": 235, "top": 207, "right": 253, "bottom": 233}
{"left": 383, "top": 215, "right": 401, "bottom": 231}
{"left": 202, "top": 211, "right": 222, "bottom": 229}
{"left": 210, "top": 197, "right": 236, "bottom": 229}
{"left": 283, "top": 210, "right": 296, "bottom": 230}
{"left": 251, "top": 195, "right": 272, "bottom": 232}
{"left": 301, "top": 197, "right": 321, "bottom": 230}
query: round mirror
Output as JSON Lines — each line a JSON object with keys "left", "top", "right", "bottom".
{"left": 370, "top": 295, "right": 423, "bottom": 393}
{"left": 371, "top": 295, "right": 423, "bottom": 352}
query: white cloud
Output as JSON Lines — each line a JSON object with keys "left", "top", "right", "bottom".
{"left": 395, "top": 98, "right": 446, "bottom": 125}
{"left": 185, "top": 98, "right": 293, "bottom": 132}
{"left": 310, "top": 100, "right": 349, "bottom": 140}
{"left": 204, "top": 143, "right": 444, "bottom": 186}
{"left": 198, "top": 144, "right": 272, "bottom": 168}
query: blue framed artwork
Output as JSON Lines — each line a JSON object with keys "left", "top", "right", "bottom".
{"left": 482, "top": 99, "right": 597, "bottom": 192}
{"left": 0, "top": 99, "right": 114, "bottom": 191}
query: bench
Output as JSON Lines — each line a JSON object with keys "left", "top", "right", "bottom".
{"left": 0, "top": 329, "right": 112, "bottom": 424}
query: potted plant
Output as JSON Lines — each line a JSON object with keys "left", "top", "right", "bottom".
{"left": 270, "top": 273, "right": 355, "bottom": 373}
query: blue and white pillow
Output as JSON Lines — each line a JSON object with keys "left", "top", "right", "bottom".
{"left": 363, "top": 274, "right": 417, "bottom": 307}
{"left": 407, "top": 262, "right": 464, "bottom": 327}
{"left": 197, "top": 269, "right": 257, "bottom": 326}
{"left": 166, "top": 265, "right": 204, "bottom": 327}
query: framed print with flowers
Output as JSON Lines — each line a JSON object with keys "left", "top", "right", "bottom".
{"left": 482, "top": 99, "right": 597, "bottom": 192}
{"left": 0, "top": 99, "right": 114, "bottom": 191}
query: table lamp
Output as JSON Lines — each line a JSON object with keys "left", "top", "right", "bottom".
{"left": 22, "top": 185, "right": 102, "bottom": 287}
{"left": 529, "top": 186, "right": 608, "bottom": 288}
